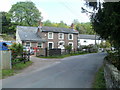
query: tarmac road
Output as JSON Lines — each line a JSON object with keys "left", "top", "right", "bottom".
{"left": 2, "top": 53, "right": 106, "bottom": 88}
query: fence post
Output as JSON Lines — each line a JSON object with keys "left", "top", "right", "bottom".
{"left": 45, "top": 48, "right": 48, "bottom": 57}
{"left": 23, "top": 52, "right": 26, "bottom": 64}
{"left": 28, "top": 51, "right": 30, "bottom": 61}
{"left": 74, "top": 48, "right": 75, "bottom": 53}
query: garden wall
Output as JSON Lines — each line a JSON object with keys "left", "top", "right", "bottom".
{"left": 0, "top": 51, "right": 12, "bottom": 69}
{"left": 104, "top": 60, "right": 120, "bottom": 88}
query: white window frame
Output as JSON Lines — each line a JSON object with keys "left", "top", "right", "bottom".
{"left": 38, "top": 42, "right": 43, "bottom": 48}
{"left": 58, "top": 33, "right": 64, "bottom": 39}
{"left": 68, "top": 42, "right": 73, "bottom": 49}
{"left": 48, "top": 32, "right": 53, "bottom": 39}
{"left": 48, "top": 42, "right": 54, "bottom": 49}
{"left": 58, "top": 41, "right": 65, "bottom": 45}
{"left": 68, "top": 34, "right": 73, "bottom": 40}
{"left": 58, "top": 41, "right": 65, "bottom": 49}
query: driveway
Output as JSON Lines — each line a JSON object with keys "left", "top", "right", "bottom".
{"left": 2, "top": 53, "right": 106, "bottom": 88}
{"left": 19, "top": 56, "right": 61, "bottom": 74}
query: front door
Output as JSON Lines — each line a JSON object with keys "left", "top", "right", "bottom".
{"left": 49, "top": 43, "right": 53, "bottom": 49}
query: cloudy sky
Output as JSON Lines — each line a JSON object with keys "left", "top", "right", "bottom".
{"left": 0, "top": 0, "right": 91, "bottom": 25}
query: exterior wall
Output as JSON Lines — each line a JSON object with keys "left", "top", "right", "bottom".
{"left": 78, "top": 39, "right": 102, "bottom": 46}
{"left": 104, "top": 60, "right": 120, "bottom": 88}
{"left": 31, "top": 42, "right": 37, "bottom": 47}
{"left": 16, "top": 30, "right": 22, "bottom": 44}
{"left": 0, "top": 51, "right": 12, "bottom": 69}
{"left": 22, "top": 41, "right": 46, "bottom": 48}
{"left": 41, "top": 32, "right": 78, "bottom": 49}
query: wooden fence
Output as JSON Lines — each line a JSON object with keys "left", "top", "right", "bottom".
{"left": 36, "top": 48, "right": 79, "bottom": 57}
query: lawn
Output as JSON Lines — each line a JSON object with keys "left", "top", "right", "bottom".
{"left": 1, "top": 61, "right": 33, "bottom": 79}
{"left": 92, "top": 66, "right": 106, "bottom": 88}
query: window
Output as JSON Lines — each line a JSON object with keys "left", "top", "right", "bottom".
{"left": 58, "top": 41, "right": 65, "bottom": 49}
{"left": 48, "top": 32, "right": 53, "bottom": 39}
{"left": 68, "top": 34, "right": 73, "bottom": 40}
{"left": 58, "top": 33, "right": 64, "bottom": 39}
{"left": 58, "top": 41, "right": 64, "bottom": 46}
{"left": 26, "top": 42, "right": 30, "bottom": 47}
{"left": 68, "top": 42, "right": 73, "bottom": 49}
{"left": 38, "top": 43, "right": 43, "bottom": 48}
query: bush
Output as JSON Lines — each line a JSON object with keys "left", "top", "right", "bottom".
{"left": 81, "top": 45, "right": 98, "bottom": 53}
{"left": 9, "top": 43, "right": 23, "bottom": 61}
{"left": 65, "top": 45, "right": 72, "bottom": 54}
{"left": 105, "top": 51, "right": 120, "bottom": 70}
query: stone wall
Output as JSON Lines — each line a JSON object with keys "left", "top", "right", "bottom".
{"left": 104, "top": 60, "right": 120, "bottom": 88}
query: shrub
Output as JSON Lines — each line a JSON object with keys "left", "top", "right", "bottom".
{"left": 9, "top": 43, "right": 23, "bottom": 60}
{"left": 65, "top": 45, "right": 72, "bottom": 54}
{"left": 105, "top": 51, "right": 120, "bottom": 70}
{"left": 81, "top": 45, "right": 98, "bottom": 53}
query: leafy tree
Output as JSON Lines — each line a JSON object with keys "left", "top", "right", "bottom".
{"left": 1, "top": 12, "right": 12, "bottom": 34}
{"left": 57, "top": 21, "right": 68, "bottom": 28}
{"left": 43, "top": 20, "right": 69, "bottom": 28}
{"left": 9, "top": 1, "right": 41, "bottom": 26}
{"left": 43, "top": 20, "right": 53, "bottom": 26}
{"left": 99, "top": 41, "right": 111, "bottom": 48}
{"left": 82, "top": 1, "right": 120, "bottom": 69}
{"left": 72, "top": 19, "right": 95, "bottom": 34}
{"left": 82, "top": 1, "right": 120, "bottom": 49}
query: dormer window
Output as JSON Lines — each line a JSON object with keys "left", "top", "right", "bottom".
{"left": 68, "top": 34, "right": 73, "bottom": 40}
{"left": 48, "top": 32, "right": 53, "bottom": 39}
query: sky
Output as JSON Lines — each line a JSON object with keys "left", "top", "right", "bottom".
{"left": 0, "top": 0, "right": 91, "bottom": 25}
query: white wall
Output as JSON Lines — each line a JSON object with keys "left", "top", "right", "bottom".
{"left": 16, "top": 31, "right": 22, "bottom": 44}
{"left": 78, "top": 39, "right": 102, "bottom": 46}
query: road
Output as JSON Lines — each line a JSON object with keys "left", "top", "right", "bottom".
{"left": 2, "top": 53, "right": 106, "bottom": 88}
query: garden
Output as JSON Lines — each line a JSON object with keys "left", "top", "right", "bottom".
{"left": 1, "top": 43, "right": 32, "bottom": 79}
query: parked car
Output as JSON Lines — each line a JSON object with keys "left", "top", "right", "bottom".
{"left": 23, "top": 46, "right": 34, "bottom": 55}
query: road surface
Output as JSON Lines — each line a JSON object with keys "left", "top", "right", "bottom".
{"left": 2, "top": 53, "right": 106, "bottom": 88}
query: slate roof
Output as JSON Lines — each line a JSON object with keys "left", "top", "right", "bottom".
{"left": 17, "top": 25, "right": 79, "bottom": 41}
{"left": 17, "top": 26, "right": 46, "bottom": 42}
{"left": 41, "top": 26, "right": 79, "bottom": 34}
{"left": 78, "top": 34, "right": 101, "bottom": 40}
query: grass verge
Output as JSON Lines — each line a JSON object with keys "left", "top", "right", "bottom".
{"left": 92, "top": 66, "right": 106, "bottom": 88}
{"left": 38, "top": 52, "right": 90, "bottom": 59}
{"left": 1, "top": 61, "right": 33, "bottom": 79}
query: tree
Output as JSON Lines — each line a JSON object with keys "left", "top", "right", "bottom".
{"left": 9, "top": 1, "right": 41, "bottom": 26}
{"left": 43, "top": 20, "right": 53, "bottom": 26}
{"left": 43, "top": 20, "right": 69, "bottom": 28}
{"left": 1, "top": 12, "right": 12, "bottom": 34}
{"left": 82, "top": 1, "right": 120, "bottom": 49}
{"left": 82, "top": 1, "right": 120, "bottom": 70}
{"left": 57, "top": 21, "right": 69, "bottom": 28}
{"left": 72, "top": 20, "right": 95, "bottom": 35}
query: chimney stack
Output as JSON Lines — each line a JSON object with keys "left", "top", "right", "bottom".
{"left": 38, "top": 19, "right": 43, "bottom": 29}
{"left": 71, "top": 23, "right": 74, "bottom": 29}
